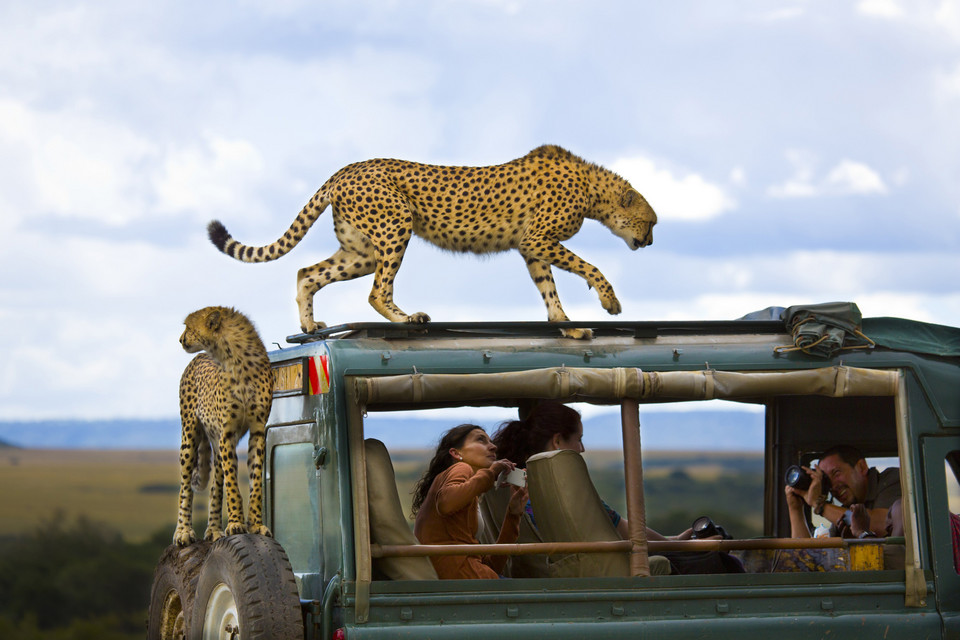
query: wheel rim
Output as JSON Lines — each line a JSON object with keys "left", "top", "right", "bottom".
{"left": 202, "top": 582, "right": 240, "bottom": 640}
{"left": 158, "top": 589, "right": 184, "bottom": 640}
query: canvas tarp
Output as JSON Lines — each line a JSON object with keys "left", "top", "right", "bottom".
{"left": 352, "top": 365, "right": 900, "bottom": 409}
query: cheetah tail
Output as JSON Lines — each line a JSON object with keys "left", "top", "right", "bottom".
{"left": 207, "top": 192, "right": 331, "bottom": 263}
{"left": 191, "top": 443, "right": 211, "bottom": 491}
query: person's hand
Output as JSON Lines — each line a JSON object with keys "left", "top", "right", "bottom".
{"left": 849, "top": 503, "right": 871, "bottom": 537}
{"left": 672, "top": 527, "right": 694, "bottom": 540}
{"left": 506, "top": 485, "right": 529, "bottom": 516}
{"left": 784, "top": 484, "right": 806, "bottom": 510}
{"left": 490, "top": 459, "right": 516, "bottom": 476}
{"left": 800, "top": 466, "right": 826, "bottom": 508}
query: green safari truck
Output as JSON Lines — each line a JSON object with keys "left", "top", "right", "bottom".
{"left": 148, "top": 308, "right": 960, "bottom": 640}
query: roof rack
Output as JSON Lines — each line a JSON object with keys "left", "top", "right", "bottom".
{"left": 285, "top": 319, "right": 786, "bottom": 344}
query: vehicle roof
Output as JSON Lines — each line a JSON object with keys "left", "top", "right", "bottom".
{"left": 285, "top": 316, "right": 960, "bottom": 359}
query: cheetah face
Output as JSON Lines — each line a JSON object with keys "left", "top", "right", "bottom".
{"left": 180, "top": 307, "right": 223, "bottom": 354}
{"left": 180, "top": 328, "right": 205, "bottom": 354}
{"left": 610, "top": 189, "right": 657, "bottom": 251}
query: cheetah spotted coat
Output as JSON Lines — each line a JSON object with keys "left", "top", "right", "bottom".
{"left": 174, "top": 306, "right": 273, "bottom": 546}
{"left": 208, "top": 145, "right": 657, "bottom": 339}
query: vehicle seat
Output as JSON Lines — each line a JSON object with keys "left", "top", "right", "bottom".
{"left": 479, "top": 485, "right": 550, "bottom": 578}
{"left": 364, "top": 438, "right": 438, "bottom": 580}
{"left": 526, "top": 449, "right": 633, "bottom": 577}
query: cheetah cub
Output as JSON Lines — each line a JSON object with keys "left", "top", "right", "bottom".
{"left": 173, "top": 306, "right": 274, "bottom": 546}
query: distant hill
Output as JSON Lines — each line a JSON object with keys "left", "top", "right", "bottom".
{"left": 0, "top": 419, "right": 181, "bottom": 449}
{"left": 0, "top": 409, "right": 764, "bottom": 451}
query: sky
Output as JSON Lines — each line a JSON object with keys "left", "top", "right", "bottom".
{"left": 1, "top": 0, "right": 959, "bottom": 421}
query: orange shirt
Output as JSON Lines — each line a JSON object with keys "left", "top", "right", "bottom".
{"left": 414, "top": 462, "right": 520, "bottom": 579}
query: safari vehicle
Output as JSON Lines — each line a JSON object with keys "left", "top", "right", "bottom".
{"left": 149, "top": 304, "right": 960, "bottom": 640}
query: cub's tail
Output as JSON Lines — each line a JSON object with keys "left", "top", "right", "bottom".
{"left": 191, "top": 433, "right": 211, "bottom": 491}
{"left": 208, "top": 191, "right": 331, "bottom": 263}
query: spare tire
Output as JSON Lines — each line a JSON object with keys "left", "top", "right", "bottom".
{"left": 148, "top": 541, "right": 212, "bottom": 640}
{"left": 188, "top": 534, "right": 302, "bottom": 640}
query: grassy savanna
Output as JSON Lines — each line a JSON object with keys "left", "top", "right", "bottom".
{"left": 0, "top": 448, "right": 247, "bottom": 543}
{"left": 0, "top": 446, "right": 763, "bottom": 542}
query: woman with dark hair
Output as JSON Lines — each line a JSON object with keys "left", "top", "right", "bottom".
{"left": 412, "top": 424, "right": 528, "bottom": 579}
{"left": 493, "top": 401, "right": 684, "bottom": 542}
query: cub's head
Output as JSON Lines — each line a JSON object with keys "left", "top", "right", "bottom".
{"left": 180, "top": 306, "right": 231, "bottom": 354}
{"left": 609, "top": 188, "right": 657, "bottom": 251}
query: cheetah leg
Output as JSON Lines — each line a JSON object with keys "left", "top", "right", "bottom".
{"left": 367, "top": 238, "right": 429, "bottom": 324}
{"left": 520, "top": 236, "right": 622, "bottom": 339}
{"left": 217, "top": 430, "right": 247, "bottom": 537}
{"left": 296, "top": 223, "right": 377, "bottom": 333}
{"left": 523, "top": 257, "right": 592, "bottom": 340}
{"left": 245, "top": 426, "right": 271, "bottom": 537}
{"left": 173, "top": 416, "right": 200, "bottom": 546}
{"left": 203, "top": 455, "right": 225, "bottom": 541}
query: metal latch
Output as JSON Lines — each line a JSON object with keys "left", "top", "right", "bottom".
{"left": 314, "top": 446, "right": 328, "bottom": 469}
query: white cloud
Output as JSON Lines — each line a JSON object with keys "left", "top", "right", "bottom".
{"left": 154, "top": 135, "right": 268, "bottom": 219}
{"left": 610, "top": 155, "right": 736, "bottom": 222}
{"left": 934, "top": 0, "right": 960, "bottom": 40}
{"left": 857, "top": 0, "right": 905, "bottom": 19}
{"left": 825, "top": 159, "right": 888, "bottom": 194}
{"left": 767, "top": 150, "right": 888, "bottom": 198}
{"left": 0, "top": 99, "right": 154, "bottom": 226}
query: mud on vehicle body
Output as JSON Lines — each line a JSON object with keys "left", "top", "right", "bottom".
{"left": 150, "top": 313, "right": 960, "bottom": 640}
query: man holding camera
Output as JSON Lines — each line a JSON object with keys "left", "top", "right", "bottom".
{"left": 785, "top": 444, "right": 901, "bottom": 539}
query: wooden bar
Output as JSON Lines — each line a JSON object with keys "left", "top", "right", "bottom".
{"left": 372, "top": 540, "right": 633, "bottom": 558}
{"left": 370, "top": 536, "right": 896, "bottom": 559}
{"left": 621, "top": 399, "right": 650, "bottom": 577}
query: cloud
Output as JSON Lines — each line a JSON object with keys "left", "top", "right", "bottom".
{"left": 154, "top": 134, "right": 268, "bottom": 219}
{"left": 767, "top": 150, "right": 888, "bottom": 198}
{"left": 855, "top": 0, "right": 960, "bottom": 41}
{"left": 0, "top": 99, "right": 154, "bottom": 226}
{"left": 857, "top": 0, "right": 905, "bottom": 19}
{"left": 825, "top": 159, "right": 888, "bottom": 194}
{"left": 610, "top": 155, "right": 736, "bottom": 222}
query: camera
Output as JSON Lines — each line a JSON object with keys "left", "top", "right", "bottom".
{"left": 496, "top": 467, "right": 526, "bottom": 489}
{"left": 784, "top": 464, "right": 831, "bottom": 495}
{"left": 691, "top": 516, "right": 731, "bottom": 540}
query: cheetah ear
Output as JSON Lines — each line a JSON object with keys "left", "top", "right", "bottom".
{"left": 206, "top": 310, "right": 223, "bottom": 331}
{"left": 620, "top": 189, "right": 638, "bottom": 208}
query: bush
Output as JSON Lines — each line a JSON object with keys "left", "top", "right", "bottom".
{"left": 0, "top": 513, "right": 170, "bottom": 639}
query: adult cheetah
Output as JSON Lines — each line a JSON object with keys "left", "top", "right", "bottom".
{"left": 208, "top": 145, "right": 657, "bottom": 339}
{"left": 174, "top": 306, "right": 273, "bottom": 546}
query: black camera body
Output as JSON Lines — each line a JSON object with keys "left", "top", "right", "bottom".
{"left": 691, "top": 516, "right": 732, "bottom": 540}
{"left": 784, "top": 464, "right": 831, "bottom": 495}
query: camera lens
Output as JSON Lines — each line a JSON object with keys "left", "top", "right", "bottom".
{"left": 784, "top": 464, "right": 832, "bottom": 495}
{"left": 784, "top": 465, "right": 811, "bottom": 491}
{"left": 691, "top": 516, "right": 717, "bottom": 539}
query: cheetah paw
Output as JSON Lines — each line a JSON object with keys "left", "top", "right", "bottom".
{"left": 203, "top": 526, "right": 225, "bottom": 542}
{"left": 173, "top": 526, "right": 197, "bottom": 547}
{"left": 224, "top": 521, "right": 247, "bottom": 536}
{"left": 300, "top": 319, "right": 327, "bottom": 334}
{"left": 561, "top": 327, "right": 594, "bottom": 340}
{"left": 405, "top": 312, "right": 431, "bottom": 324}
{"left": 601, "top": 295, "right": 622, "bottom": 315}
{"left": 247, "top": 523, "right": 273, "bottom": 537}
